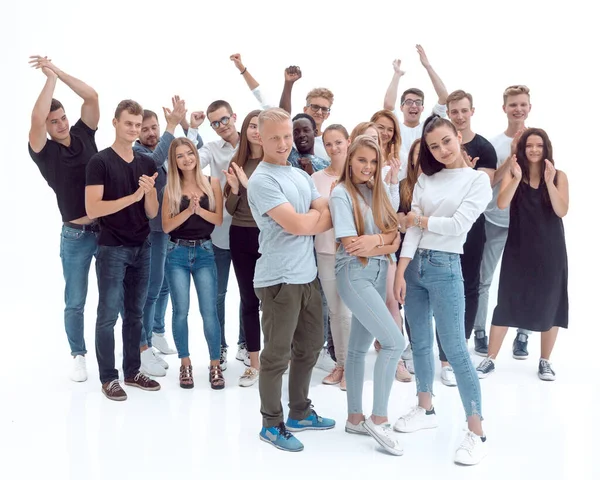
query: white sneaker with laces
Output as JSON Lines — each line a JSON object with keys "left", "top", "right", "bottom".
{"left": 401, "top": 344, "right": 413, "bottom": 361}
{"left": 70, "top": 355, "right": 88, "bottom": 382}
{"left": 153, "top": 350, "right": 169, "bottom": 369}
{"left": 140, "top": 348, "right": 166, "bottom": 377}
{"left": 363, "top": 418, "right": 404, "bottom": 456}
{"left": 345, "top": 420, "right": 369, "bottom": 436}
{"left": 236, "top": 343, "right": 248, "bottom": 361}
{"left": 315, "top": 347, "right": 336, "bottom": 372}
{"left": 441, "top": 366, "right": 457, "bottom": 386}
{"left": 151, "top": 332, "right": 177, "bottom": 355}
{"left": 394, "top": 405, "right": 439, "bottom": 433}
{"left": 220, "top": 347, "right": 228, "bottom": 371}
{"left": 454, "top": 431, "right": 487, "bottom": 465}
{"left": 239, "top": 367, "right": 259, "bottom": 387}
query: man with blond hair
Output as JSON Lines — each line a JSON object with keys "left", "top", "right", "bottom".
{"left": 247, "top": 108, "right": 335, "bottom": 452}
{"left": 475, "top": 85, "right": 533, "bottom": 372}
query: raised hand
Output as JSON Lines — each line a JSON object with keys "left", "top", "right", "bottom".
{"left": 186, "top": 193, "right": 197, "bottom": 215}
{"left": 222, "top": 166, "right": 240, "bottom": 194}
{"left": 544, "top": 159, "right": 556, "bottom": 185}
{"left": 461, "top": 150, "right": 480, "bottom": 169}
{"left": 388, "top": 144, "right": 401, "bottom": 182}
{"left": 192, "top": 193, "right": 202, "bottom": 215}
{"left": 392, "top": 59, "right": 406, "bottom": 76}
{"left": 299, "top": 157, "right": 314, "bottom": 175}
{"left": 509, "top": 154, "right": 522, "bottom": 181}
{"left": 138, "top": 172, "right": 158, "bottom": 194}
{"left": 190, "top": 111, "right": 206, "bottom": 128}
{"left": 416, "top": 44, "right": 430, "bottom": 68}
{"left": 231, "top": 163, "right": 249, "bottom": 188}
{"left": 29, "top": 55, "right": 58, "bottom": 78}
{"left": 284, "top": 66, "right": 302, "bottom": 83}
{"left": 510, "top": 128, "right": 526, "bottom": 155}
{"left": 230, "top": 53, "right": 245, "bottom": 72}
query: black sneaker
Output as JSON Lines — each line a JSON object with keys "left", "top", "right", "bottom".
{"left": 512, "top": 333, "right": 529, "bottom": 360}
{"left": 476, "top": 357, "right": 496, "bottom": 379}
{"left": 220, "top": 346, "right": 228, "bottom": 371}
{"left": 538, "top": 359, "right": 556, "bottom": 381}
{"left": 474, "top": 330, "right": 488, "bottom": 357}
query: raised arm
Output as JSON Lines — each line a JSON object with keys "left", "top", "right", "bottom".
{"left": 279, "top": 66, "right": 302, "bottom": 114}
{"left": 383, "top": 59, "right": 405, "bottom": 111}
{"left": 29, "top": 59, "right": 58, "bottom": 153}
{"left": 416, "top": 45, "right": 448, "bottom": 106}
{"left": 30, "top": 55, "right": 99, "bottom": 129}
{"left": 231, "top": 53, "right": 260, "bottom": 91}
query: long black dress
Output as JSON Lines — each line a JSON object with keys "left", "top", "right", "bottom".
{"left": 491, "top": 181, "right": 568, "bottom": 331}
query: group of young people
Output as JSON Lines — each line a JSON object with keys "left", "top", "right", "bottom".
{"left": 29, "top": 45, "right": 569, "bottom": 466}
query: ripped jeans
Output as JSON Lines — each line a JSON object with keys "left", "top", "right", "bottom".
{"left": 404, "top": 249, "right": 482, "bottom": 419}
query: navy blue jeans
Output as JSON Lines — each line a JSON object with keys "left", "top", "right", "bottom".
{"left": 60, "top": 225, "right": 98, "bottom": 356}
{"left": 140, "top": 231, "right": 170, "bottom": 347}
{"left": 95, "top": 240, "right": 151, "bottom": 384}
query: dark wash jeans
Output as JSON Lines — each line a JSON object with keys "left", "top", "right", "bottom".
{"left": 95, "top": 240, "right": 151, "bottom": 384}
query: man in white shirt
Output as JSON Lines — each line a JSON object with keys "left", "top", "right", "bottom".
{"left": 474, "top": 85, "right": 533, "bottom": 368}
{"left": 383, "top": 45, "right": 448, "bottom": 170}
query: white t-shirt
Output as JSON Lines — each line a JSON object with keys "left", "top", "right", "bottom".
{"left": 400, "top": 168, "right": 492, "bottom": 259}
{"left": 393, "top": 103, "right": 447, "bottom": 180}
{"left": 484, "top": 133, "right": 512, "bottom": 228}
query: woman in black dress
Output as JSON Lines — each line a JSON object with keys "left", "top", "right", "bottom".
{"left": 477, "top": 128, "right": 569, "bottom": 381}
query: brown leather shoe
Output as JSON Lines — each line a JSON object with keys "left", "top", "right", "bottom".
{"left": 102, "top": 379, "right": 128, "bottom": 401}
{"left": 124, "top": 372, "right": 161, "bottom": 391}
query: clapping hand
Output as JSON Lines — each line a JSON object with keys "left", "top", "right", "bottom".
{"left": 509, "top": 154, "right": 522, "bottom": 180}
{"left": 544, "top": 159, "right": 556, "bottom": 185}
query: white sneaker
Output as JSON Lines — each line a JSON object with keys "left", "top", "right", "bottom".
{"left": 454, "top": 431, "right": 488, "bottom": 465}
{"left": 152, "top": 350, "right": 169, "bottom": 370}
{"left": 315, "top": 347, "right": 336, "bottom": 372}
{"left": 394, "top": 405, "right": 439, "bottom": 433}
{"left": 345, "top": 420, "right": 369, "bottom": 436}
{"left": 236, "top": 343, "right": 248, "bottom": 361}
{"left": 140, "top": 349, "right": 166, "bottom": 377}
{"left": 239, "top": 367, "right": 259, "bottom": 387}
{"left": 70, "top": 355, "right": 87, "bottom": 382}
{"left": 441, "top": 366, "right": 457, "bottom": 386}
{"left": 401, "top": 344, "right": 413, "bottom": 361}
{"left": 220, "top": 347, "right": 228, "bottom": 371}
{"left": 151, "top": 333, "right": 177, "bottom": 355}
{"left": 363, "top": 418, "right": 404, "bottom": 456}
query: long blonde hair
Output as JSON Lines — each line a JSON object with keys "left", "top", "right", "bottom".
{"left": 338, "top": 135, "right": 398, "bottom": 265}
{"left": 165, "top": 137, "right": 216, "bottom": 217}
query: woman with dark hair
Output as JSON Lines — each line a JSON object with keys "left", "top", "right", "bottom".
{"left": 476, "top": 128, "right": 569, "bottom": 381}
{"left": 394, "top": 115, "right": 492, "bottom": 465}
{"left": 162, "top": 137, "right": 224, "bottom": 390}
{"left": 223, "top": 109, "right": 264, "bottom": 387}
{"left": 330, "top": 135, "right": 404, "bottom": 455}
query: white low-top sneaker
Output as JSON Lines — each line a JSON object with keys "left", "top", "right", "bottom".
{"left": 315, "top": 347, "right": 336, "bottom": 372}
{"left": 344, "top": 420, "right": 369, "bottom": 436}
{"left": 454, "top": 431, "right": 488, "bottom": 465}
{"left": 239, "top": 367, "right": 259, "bottom": 387}
{"left": 151, "top": 332, "right": 177, "bottom": 355}
{"left": 441, "top": 366, "right": 457, "bottom": 386}
{"left": 153, "top": 350, "right": 169, "bottom": 369}
{"left": 140, "top": 349, "right": 166, "bottom": 377}
{"left": 70, "top": 355, "right": 88, "bottom": 382}
{"left": 394, "top": 405, "right": 439, "bottom": 433}
{"left": 363, "top": 418, "right": 404, "bottom": 456}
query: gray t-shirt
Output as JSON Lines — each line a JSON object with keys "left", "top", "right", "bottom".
{"left": 247, "top": 161, "right": 320, "bottom": 288}
{"left": 330, "top": 183, "right": 387, "bottom": 268}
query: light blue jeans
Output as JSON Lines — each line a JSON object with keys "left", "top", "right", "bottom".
{"left": 165, "top": 240, "right": 221, "bottom": 361}
{"left": 404, "top": 249, "right": 483, "bottom": 419}
{"left": 337, "top": 257, "right": 405, "bottom": 417}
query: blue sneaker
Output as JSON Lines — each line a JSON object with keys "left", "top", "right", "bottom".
{"left": 259, "top": 423, "right": 304, "bottom": 452}
{"left": 286, "top": 410, "right": 336, "bottom": 432}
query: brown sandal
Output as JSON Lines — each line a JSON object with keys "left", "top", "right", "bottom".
{"left": 209, "top": 364, "right": 225, "bottom": 390}
{"left": 180, "top": 364, "right": 194, "bottom": 389}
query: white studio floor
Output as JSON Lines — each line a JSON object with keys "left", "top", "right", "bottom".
{"left": 1, "top": 246, "right": 598, "bottom": 480}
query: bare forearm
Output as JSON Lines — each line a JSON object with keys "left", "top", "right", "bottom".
{"left": 547, "top": 183, "right": 569, "bottom": 217}
{"left": 144, "top": 191, "right": 159, "bottom": 219}
{"left": 310, "top": 209, "right": 332, "bottom": 234}
{"left": 87, "top": 195, "right": 136, "bottom": 219}
{"left": 197, "top": 208, "right": 223, "bottom": 226}
{"left": 397, "top": 256, "right": 411, "bottom": 274}
{"left": 493, "top": 159, "right": 511, "bottom": 186}
{"left": 279, "top": 82, "right": 294, "bottom": 113}
{"left": 424, "top": 65, "right": 448, "bottom": 105}
{"left": 55, "top": 69, "right": 98, "bottom": 101}
{"left": 498, "top": 178, "right": 519, "bottom": 209}
{"left": 163, "top": 209, "right": 193, "bottom": 233}
{"left": 384, "top": 73, "right": 401, "bottom": 110}
{"left": 242, "top": 69, "right": 260, "bottom": 90}
{"left": 32, "top": 76, "right": 57, "bottom": 124}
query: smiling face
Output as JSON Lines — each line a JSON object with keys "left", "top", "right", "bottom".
{"left": 524, "top": 134, "right": 545, "bottom": 164}
{"left": 293, "top": 118, "right": 316, "bottom": 155}
{"left": 258, "top": 118, "right": 294, "bottom": 164}
{"left": 303, "top": 95, "right": 331, "bottom": 130}
{"left": 323, "top": 129, "right": 350, "bottom": 167}
{"left": 425, "top": 125, "right": 462, "bottom": 167}
{"left": 350, "top": 146, "right": 378, "bottom": 183}
{"left": 246, "top": 116, "right": 260, "bottom": 146}
{"left": 46, "top": 108, "right": 70, "bottom": 142}
{"left": 175, "top": 144, "right": 198, "bottom": 171}
{"left": 401, "top": 93, "right": 425, "bottom": 125}
{"left": 139, "top": 115, "right": 160, "bottom": 148}
{"left": 411, "top": 142, "right": 422, "bottom": 174}
{"left": 447, "top": 98, "right": 474, "bottom": 133}
{"left": 503, "top": 93, "right": 531, "bottom": 124}
{"left": 113, "top": 111, "right": 143, "bottom": 144}
{"left": 208, "top": 106, "right": 237, "bottom": 140}
{"left": 374, "top": 115, "right": 395, "bottom": 147}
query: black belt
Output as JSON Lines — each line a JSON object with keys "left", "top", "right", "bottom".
{"left": 170, "top": 238, "right": 210, "bottom": 247}
{"left": 64, "top": 222, "right": 100, "bottom": 232}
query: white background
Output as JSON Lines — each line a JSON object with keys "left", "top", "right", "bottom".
{"left": 1, "top": 1, "right": 598, "bottom": 478}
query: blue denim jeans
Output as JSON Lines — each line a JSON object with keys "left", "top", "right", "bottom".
{"left": 337, "top": 258, "right": 405, "bottom": 417}
{"left": 213, "top": 245, "right": 244, "bottom": 349}
{"left": 60, "top": 225, "right": 98, "bottom": 356}
{"left": 166, "top": 240, "right": 221, "bottom": 361}
{"left": 95, "top": 240, "right": 151, "bottom": 384}
{"left": 140, "top": 231, "right": 170, "bottom": 347}
{"left": 404, "top": 249, "right": 483, "bottom": 419}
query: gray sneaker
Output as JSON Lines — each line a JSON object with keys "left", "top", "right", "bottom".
{"left": 476, "top": 357, "right": 496, "bottom": 379}
{"left": 538, "top": 359, "right": 556, "bottom": 381}
{"left": 512, "top": 333, "right": 529, "bottom": 359}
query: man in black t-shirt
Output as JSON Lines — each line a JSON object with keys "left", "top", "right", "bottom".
{"left": 85, "top": 100, "right": 161, "bottom": 401}
{"left": 28, "top": 55, "right": 100, "bottom": 383}
{"left": 431, "top": 89, "right": 498, "bottom": 381}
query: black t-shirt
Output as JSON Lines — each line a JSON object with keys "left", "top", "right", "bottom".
{"left": 170, "top": 185, "right": 216, "bottom": 241}
{"left": 86, "top": 148, "right": 157, "bottom": 246}
{"left": 463, "top": 134, "right": 497, "bottom": 171}
{"left": 28, "top": 119, "right": 98, "bottom": 222}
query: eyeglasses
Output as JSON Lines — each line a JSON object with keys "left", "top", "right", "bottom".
{"left": 210, "top": 116, "right": 231, "bottom": 129}
{"left": 308, "top": 104, "right": 331, "bottom": 114}
{"left": 402, "top": 99, "right": 423, "bottom": 107}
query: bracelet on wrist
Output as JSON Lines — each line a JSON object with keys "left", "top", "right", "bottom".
{"left": 240, "top": 67, "right": 247, "bottom": 75}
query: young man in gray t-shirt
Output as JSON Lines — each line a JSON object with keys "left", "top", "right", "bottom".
{"left": 247, "top": 108, "right": 336, "bottom": 452}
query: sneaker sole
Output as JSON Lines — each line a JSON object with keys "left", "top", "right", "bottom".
{"left": 239, "top": 378, "right": 259, "bottom": 388}
{"left": 322, "top": 379, "right": 342, "bottom": 385}
{"left": 477, "top": 370, "right": 495, "bottom": 379}
{"left": 512, "top": 354, "right": 529, "bottom": 360}
{"left": 363, "top": 422, "right": 404, "bottom": 456}
{"left": 124, "top": 381, "right": 161, "bottom": 391}
{"left": 538, "top": 374, "right": 556, "bottom": 381}
{"left": 345, "top": 426, "right": 369, "bottom": 436}
{"left": 259, "top": 434, "right": 304, "bottom": 452}
{"left": 102, "top": 389, "right": 127, "bottom": 401}
{"left": 441, "top": 378, "right": 458, "bottom": 387}
{"left": 393, "top": 420, "right": 438, "bottom": 433}
{"left": 286, "top": 423, "right": 336, "bottom": 432}
{"left": 474, "top": 350, "right": 488, "bottom": 358}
